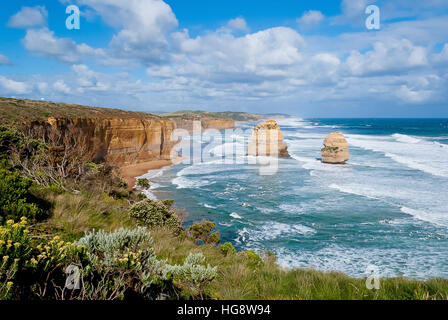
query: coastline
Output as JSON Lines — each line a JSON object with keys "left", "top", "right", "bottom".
{"left": 120, "top": 160, "right": 173, "bottom": 190}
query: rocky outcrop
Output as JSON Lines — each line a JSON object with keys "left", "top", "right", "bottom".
{"left": 246, "top": 120, "right": 289, "bottom": 157}
{"left": 25, "top": 116, "right": 236, "bottom": 167}
{"left": 28, "top": 116, "right": 177, "bottom": 166}
{"left": 321, "top": 132, "right": 349, "bottom": 164}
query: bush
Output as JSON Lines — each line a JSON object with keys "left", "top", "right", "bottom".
{"left": 246, "top": 250, "right": 262, "bottom": 268}
{"left": 187, "top": 221, "right": 220, "bottom": 245}
{"left": 129, "top": 199, "right": 182, "bottom": 234}
{"left": 0, "top": 169, "right": 45, "bottom": 224}
{"left": 168, "top": 253, "right": 217, "bottom": 299}
{"left": 220, "top": 242, "right": 236, "bottom": 256}
{"left": 136, "top": 178, "right": 150, "bottom": 189}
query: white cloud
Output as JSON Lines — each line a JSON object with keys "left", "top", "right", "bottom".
{"left": 72, "top": 64, "right": 110, "bottom": 91}
{"left": 297, "top": 10, "right": 324, "bottom": 28}
{"left": 53, "top": 80, "right": 71, "bottom": 94}
{"left": 0, "top": 76, "right": 31, "bottom": 94}
{"left": 346, "top": 39, "right": 428, "bottom": 76}
{"left": 0, "top": 54, "right": 11, "bottom": 65}
{"left": 75, "top": 0, "right": 178, "bottom": 65}
{"left": 225, "top": 17, "right": 249, "bottom": 32}
{"left": 22, "top": 28, "right": 104, "bottom": 63}
{"left": 8, "top": 6, "right": 48, "bottom": 28}
{"left": 396, "top": 85, "right": 433, "bottom": 103}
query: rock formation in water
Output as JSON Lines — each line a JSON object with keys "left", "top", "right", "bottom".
{"left": 321, "top": 132, "right": 349, "bottom": 164}
{"left": 246, "top": 120, "right": 289, "bottom": 157}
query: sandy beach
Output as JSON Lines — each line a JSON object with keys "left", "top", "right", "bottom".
{"left": 120, "top": 160, "right": 172, "bottom": 190}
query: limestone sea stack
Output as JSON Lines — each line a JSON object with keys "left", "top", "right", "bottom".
{"left": 321, "top": 132, "right": 349, "bottom": 164}
{"left": 246, "top": 120, "right": 290, "bottom": 157}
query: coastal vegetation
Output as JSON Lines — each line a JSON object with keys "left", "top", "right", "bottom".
{"left": 1, "top": 99, "right": 448, "bottom": 300}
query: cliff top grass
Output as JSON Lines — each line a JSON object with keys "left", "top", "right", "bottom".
{"left": 0, "top": 97, "right": 163, "bottom": 125}
{"left": 159, "top": 110, "right": 264, "bottom": 121}
{"left": 0, "top": 97, "right": 262, "bottom": 126}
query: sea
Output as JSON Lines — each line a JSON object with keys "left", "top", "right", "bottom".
{"left": 137, "top": 118, "right": 448, "bottom": 279}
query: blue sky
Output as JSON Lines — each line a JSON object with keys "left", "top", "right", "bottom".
{"left": 1, "top": 0, "right": 448, "bottom": 117}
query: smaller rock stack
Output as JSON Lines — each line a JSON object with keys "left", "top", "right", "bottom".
{"left": 321, "top": 132, "right": 349, "bottom": 164}
{"left": 246, "top": 120, "right": 290, "bottom": 157}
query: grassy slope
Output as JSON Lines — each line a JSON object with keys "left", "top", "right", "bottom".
{"left": 0, "top": 97, "right": 159, "bottom": 125}
{"left": 41, "top": 189, "right": 448, "bottom": 300}
{"left": 0, "top": 97, "right": 263, "bottom": 125}
{"left": 159, "top": 110, "right": 263, "bottom": 121}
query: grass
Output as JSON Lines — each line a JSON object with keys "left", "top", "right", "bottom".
{"left": 0, "top": 97, "right": 160, "bottom": 125}
{"left": 151, "top": 228, "right": 448, "bottom": 300}
{"left": 0, "top": 96, "right": 260, "bottom": 125}
{"left": 27, "top": 186, "right": 448, "bottom": 300}
{"left": 17, "top": 183, "right": 448, "bottom": 300}
{"left": 40, "top": 190, "right": 134, "bottom": 240}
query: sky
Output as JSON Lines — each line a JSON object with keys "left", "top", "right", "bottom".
{"left": 0, "top": 0, "right": 448, "bottom": 117}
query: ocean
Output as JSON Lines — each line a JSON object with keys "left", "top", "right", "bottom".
{"left": 138, "top": 118, "right": 448, "bottom": 279}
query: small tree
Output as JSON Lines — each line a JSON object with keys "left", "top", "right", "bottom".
{"left": 187, "top": 221, "right": 220, "bottom": 245}
{"left": 129, "top": 199, "right": 183, "bottom": 234}
{"left": 0, "top": 169, "right": 44, "bottom": 224}
{"left": 136, "top": 178, "right": 150, "bottom": 189}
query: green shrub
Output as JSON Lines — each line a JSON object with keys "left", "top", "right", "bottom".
{"left": 136, "top": 178, "right": 150, "bottom": 189}
{"left": 187, "top": 221, "right": 220, "bottom": 245}
{"left": 129, "top": 199, "right": 182, "bottom": 234}
{"left": 220, "top": 242, "right": 236, "bottom": 256}
{"left": 0, "top": 169, "right": 44, "bottom": 224}
{"left": 246, "top": 250, "right": 262, "bottom": 267}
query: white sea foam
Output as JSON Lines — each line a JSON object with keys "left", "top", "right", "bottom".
{"left": 273, "top": 244, "right": 448, "bottom": 279}
{"left": 242, "top": 222, "right": 316, "bottom": 243}
{"left": 279, "top": 204, "right": 306, "bottom": 215}
{"left": 172, "top": 176, "right": 212, "bottom": 189}
{"left": 400, "top": 207, "right": 448, "bottom": 228}
{"left": 347, "top": 134, "right": 448, "bottom": 178}
{"left": 230, "top": 212, "right": 243, "bottom": 219}
{"left": 392, "top": 133, "right": 421, "bottom": 144}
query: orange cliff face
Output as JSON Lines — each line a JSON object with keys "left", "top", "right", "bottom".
{"left": 26, "top": 116, "right": 235, "bottom": 168}
{"left": 40, "top": 116, "right": 177, "bottom": 166}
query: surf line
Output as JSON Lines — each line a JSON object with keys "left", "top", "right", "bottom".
{"left": 177, "top": 304, "right": 212, "bottom": 318}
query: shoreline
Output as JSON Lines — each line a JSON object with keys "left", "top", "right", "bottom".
{"left": 119, "top": 160, "right": 173, "bottom": 190}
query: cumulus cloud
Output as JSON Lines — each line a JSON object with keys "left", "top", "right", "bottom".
{"left": 8, "top": 6, "right": 48, "bottom": 28}
{"left": 345, "top": 39, "right": 428, "bottom": 76}
{"left": 53, "top": 80, "right": 71, "bottom": 94}
{"left": 6, "top": 0, "right": 448, "bottom": 111}
{"left": 224, "top": 17, "right": 249, "bottom": 32}
{"left": 74, "top": 0, "right": 178, "bottom": 65}
{"left": 22, "top": 28, "right": 104, "bottom": 63}
{"left": 297, "top": 10, "right": 324, "bottom": 29}
{"left": 0, "top": 76, "right": 31, "bottom": 94}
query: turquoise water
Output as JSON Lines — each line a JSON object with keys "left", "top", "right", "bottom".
{"left": 140, "top": 118, "right": 448, "bottom": 279}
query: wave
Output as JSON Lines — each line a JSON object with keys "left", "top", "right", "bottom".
{"left": 172, "top": 176, "right": 213, "bottom": 189}
{"left": 392, "top": 133, "right": 421, "bottom": 144}
{"left": 329, "top": 183, "right": 381, "bottom": 200}
{"left": 347, "top": 133, "right": 448, "bottom": 178}
{"left": 246, "top": 222, "right": 316, "bottom": 242}
{"left": 400, "top": 206, "right": 448, "bottom": 228}
{"left": 230, "top": 212, "right": 243, "bottom": 219}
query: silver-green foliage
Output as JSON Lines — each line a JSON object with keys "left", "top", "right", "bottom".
{"left": 167, "top": 253, "right": 217, "bottom": 296}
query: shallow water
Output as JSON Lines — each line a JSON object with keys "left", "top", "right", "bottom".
{"left": 140, "top": 118, "right": 448, "bottom": 279}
